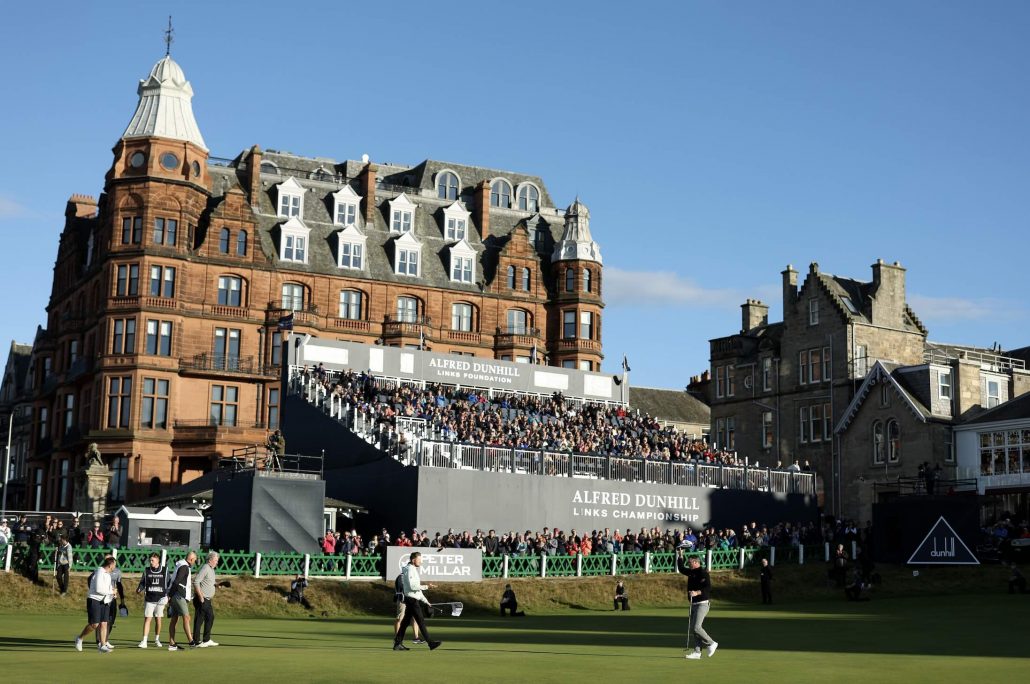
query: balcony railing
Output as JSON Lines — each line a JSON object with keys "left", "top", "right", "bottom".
{"left": 494, "top": 327, "right": 539, "bottom": 348}
{"left": 559, "top": 338, "right": 601, "bottom": 352}
{"left": 444, "top": 330, "right": 482, "bottom": 344}
{"left": 209, "top": 304, "right": 251, "bottom": 319}
{"left": 266, "top": 303, "right": 320, "bottom": 327}
{"left": 179, "top": 354, "right": 276, "bottom": 377}
{"left": 173, "top": 418, "right": 267, "bottom": 432}
{"left": 331, "top": 317, "right": 373, "bottom": 332}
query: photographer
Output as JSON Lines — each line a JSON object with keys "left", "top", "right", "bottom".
{"left": 613, "top": 581, "right": 630, "bottom": 611}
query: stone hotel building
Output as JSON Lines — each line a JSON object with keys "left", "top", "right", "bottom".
{"left": 0, "top": 52, "right": 606, "bottom": 511}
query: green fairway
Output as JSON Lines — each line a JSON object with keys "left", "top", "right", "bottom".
{"left": 0, "top": 594, "right": 1025, "bottom": 683}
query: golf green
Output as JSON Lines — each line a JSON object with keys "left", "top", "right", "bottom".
{"left": 0, "top": 594, "right": 1024, "bottom": 683}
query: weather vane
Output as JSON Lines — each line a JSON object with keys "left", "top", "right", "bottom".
{"left": 164, "top": 16, "right": 174, "bottom": 56}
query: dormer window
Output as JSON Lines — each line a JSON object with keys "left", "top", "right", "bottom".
{"left": 332, "top": 186, "right": 360, "bottom": 226}
{"left": 276, "top": 177, "right": 304, "bottom": 219}
{"left": 394, "top": 232, "right": 421, "bottom": 277}
{"left": 448, "top": 240, "right": 476, "bottom": 284}
{"left": 442, "top": 202, "right": 470, "bottom": 241}
{"left": 491, "top": 179, "right": 512, "bottom": 208}
{"left": 517, "top": 183, "right": 540, "bottom": 212}
{"left": 279, "top": 217, "right": 310, "bottom": 264}
{"left": 437, "top": 171, "right": 459, "bottom": 200}
{"left": 390, "top": 194, "right": 416, "bottom": 234}
{"left": 336, "top": 225, "right": 366, "bottom": 270}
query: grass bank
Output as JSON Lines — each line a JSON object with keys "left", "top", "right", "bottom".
{"left": 0, "top": 562, "right": 1010, "bottom": 618}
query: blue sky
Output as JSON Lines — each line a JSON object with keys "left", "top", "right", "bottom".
{"left": 1, "top": 1, "right": 1028, "bottom": 388}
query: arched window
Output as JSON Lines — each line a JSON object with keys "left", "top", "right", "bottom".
{"left": 236, "top": 230, "right": 248, "bottom": 256}
{"left": 518, "top": 184, "right": 539, "bottom": 212}
{"left": 217, "top": 275, "right": 243, "bottom": 307}
{"left": 506, "top": 266, "right": 516, "bottom": 289}
{"left": 507, "top": 309, "right": 529, "bottom": 335}
{"left": 260, "top": 161, "right": 279, "bottom": 175}
{"left": 397, "top": 296, "right": 419, "bottom": 323}
{"left": 887, "top": 419, "right": 901, "bottom": 463}
{"left": 872, "top": 420, "right": 884, "bottom": 464}
{"left": 565, "top": 268, "right": 575, "bottom": 292}
{"left": 339, "top": 290, "right": 363, "bottom": 320}
{"left": 451, "top": 303, "right": 474, "bottom": 332}
{"left": 149, "top": 477, "right": 161, "bottom": 497}
{"left": 437, "top": 171, "right": 459, "bottom": 200}
{"left": 521, "top": 267, "right": 531, "bottom": 291}
{"left": 582, "top": 268, "right": 592, "bottom": 293}
{"left": 281, "top": 283, "right": 304, "bottom": 311}
{"left": 219, "top": 227, "right": 230, "bottom": 254}
{"left": 490, "top": 179, "right": 512, "bottom": 208}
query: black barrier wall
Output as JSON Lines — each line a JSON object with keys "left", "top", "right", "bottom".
{"left": 325, "top": 462, "right": 818, "bottom": 535}
{"left": 872, "top": 495, "right": 980, "bottom": 564}
{"left": 213, "top": 472, "right": 324, "bottom": 553}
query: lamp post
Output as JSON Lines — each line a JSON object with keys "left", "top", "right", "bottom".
{"left": 2, "top": 411, "right": 13, "bottom": 520}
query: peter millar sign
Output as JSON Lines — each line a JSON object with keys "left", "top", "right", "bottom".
{"left": 386, "top": 546, "right": 483, "bottom": 582}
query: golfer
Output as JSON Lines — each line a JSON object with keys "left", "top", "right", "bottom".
{"left": 75, "top": 556, "right": 116, "bottom": 653}
{"left": 166, "top": 551, "right": 197, "bottom": 651}
{"left": 192, "top": 551, "right": 220, "bottom": 647}
{"left": 393, "top": 552, "right": 442, "bottom": 651}
{"left": 677, "top": 551, "right": 718, "bottom": 660}
{"left": 137, "top": 553, "right": 167, "bottom": 648}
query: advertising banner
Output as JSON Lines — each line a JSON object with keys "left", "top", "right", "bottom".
{"left": 386, "top": 546, "right": 483, "bottom": 582}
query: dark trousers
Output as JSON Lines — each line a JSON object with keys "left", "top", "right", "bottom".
{"left": 192, "top": 597, "right": 215, "bottom": 643}
{"left": 394, "top": 597, "right": 432, "bottom": 645}
{"left": 56, "top": 565, "right": 69, "bottom": 593}
{"left": 614, "top": 596, "right": 630, "bottom": 610}
{"left": 1009, "top": 577, "right": 1027, "bottom": 594}
{"left": 761, "top": 581, "right": 772, "bottom": 604}
{"left": 501, "top": 599, "right": 521, "bottom": 616}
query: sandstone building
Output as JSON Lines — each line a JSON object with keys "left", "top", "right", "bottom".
{"left": 4, "top": 52, "right": 605, "bottom": 511}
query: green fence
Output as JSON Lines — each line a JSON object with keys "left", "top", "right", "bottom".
{"left": 4, "top": 544, "right": 821, "bottom": 579}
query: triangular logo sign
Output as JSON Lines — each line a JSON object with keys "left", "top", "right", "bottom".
{"left": 907, "top": 516, "right": 979, "bottom": 565}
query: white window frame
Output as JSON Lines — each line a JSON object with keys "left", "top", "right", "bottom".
{"left": 448, "top": 239, "right": 477, "bottom": 284}
{"left": 799, "top": 350, "right": 809, "bottom": 385}
{"left": 762, "top": 411, "right": 773, "bottom": 448}
{"left": 397, "top": 296, "right": 418, "bottom": 323}
{"left": 715, "top": 366, "right": 725, "bottom": 398}
{"left": 516, "top": 182, "right": 541, "bottom": 212}
{"left": 451, "top": 303, "right": 473, "bottom": 332}
{"left": 939, "top": 370, "right": 952, "bottom": 400}
{"left": 389, "top": 193, "right": 416, "bottom": 234}
{"left": 336, "top": 224, "right": 366, "bottom": 270}
{"left": 762, "top": 357, "right": 773, "bottom": 392}
{"left": 799, "top": 406, "right": 809, "bottom": 443}
{"left": 726, "top": 364, "right": 735, "bottom": 397}
{"left": 436, "top": 170, "right": 460, "bottom": 201}
{"left": 808, "top": 298, "right": 819, "bottom": 326}
{"left": 338, "top": 290, "right": 362, "bottom": 320}
{"left": 809, "top": 404, "right": 822, "bottom": 442}
{"left": 276, "top": 177, "right": 305, "bottom": 219}
{"left": 279, "top": 217, "right": 310, "bottom": 264}
{"left": 332, "top": 186, "right": 361, "bottom": 226}
{"left": 443, "top": 202, "right": 470, "bottom": 242}
{"left": 490, "top": 178, "right": 512, "bottom": 208}
{"left": 986, "top": 379, "right": 1001, "bottom": 408}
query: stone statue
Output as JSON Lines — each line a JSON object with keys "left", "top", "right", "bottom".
{"left": 85, "top": 442, "right": 104, "bottom": 468}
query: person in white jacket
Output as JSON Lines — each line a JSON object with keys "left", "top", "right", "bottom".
{"left": 392, "top": 552, "right": 442, "bottom": 651}
{"left": 75, "top": 556, "right": 117, "bottom": 653}
{"left": 166, "top": 552, "right": 197, "bottom": 650}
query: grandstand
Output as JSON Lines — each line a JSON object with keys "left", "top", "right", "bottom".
{"left": 281, "top": 338, "right": 817, "bottom": 534}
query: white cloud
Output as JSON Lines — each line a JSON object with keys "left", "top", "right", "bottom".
{"left": 0, "top": 196, "right": 32, "bottom": 220}
{"left": 908, "top": 294, "right": 1014, "bottom": 323}
{"left": 604, "top": 267, "right": 754, "bottom": 309}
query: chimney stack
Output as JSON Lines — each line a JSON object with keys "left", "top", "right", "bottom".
{"left": 782, "top": 264, "right": 798, "bottom": 313}
{"left": 65, "top": 194, "right": 97, "bottom": 219}
{"left": 245, "top": 145, "right": 262, "bottom": 206}
{"left": 474, "top": 179, "right": 490, "bottom": 240}
{"left": 870, "top": 258, "right": 906, "bottom": 327}
{"left": 360, "top": 162, "right": 378, "bottom": 222}
{"left": 741, "top": 299, "right": 769, "bottom": 333}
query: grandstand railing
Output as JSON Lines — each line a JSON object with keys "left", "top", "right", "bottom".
{"left": 290, "top": 372, "right": 816, "bottom": 496}
{"left": 3, "top": 543, "right": 842, "bottom": 579}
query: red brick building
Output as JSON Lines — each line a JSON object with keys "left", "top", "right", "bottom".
{"left": 14, "top": 52, "right": 605, "bottom": 510}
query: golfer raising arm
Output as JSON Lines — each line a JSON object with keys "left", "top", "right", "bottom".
{"left": 677, "top": 551, "right": 718, "bottom": 660}
{"left": 392, "top": 552, "right": 442, "bottom": 652}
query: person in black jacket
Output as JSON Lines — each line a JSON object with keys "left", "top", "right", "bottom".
{"left": 613, "top": 581, "right": 630, "bottom": 610}
{"left": 759, "top": 558, "right": 773, "bottom": 605}
{"left": 500, "top": 584, "right": 525, "bottom": 616}
{"left": 677, "top": 551, "right": 718, "bottom": 660}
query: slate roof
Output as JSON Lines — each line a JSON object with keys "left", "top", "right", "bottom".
{"left": 208, "top": 150, "right": 574, "bottom": 293}
{"left": 814, "top": 272, "right": 927, "bottom": 334}
{"left": 960, "top": 392, "right": 1030, "bottom": 426}
{"left": 630, "top": 386, "right": 710, "bottom": 426}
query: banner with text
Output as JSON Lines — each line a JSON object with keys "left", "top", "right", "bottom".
{"left": 386, "top": 546, "right": 483, "bottom": 582}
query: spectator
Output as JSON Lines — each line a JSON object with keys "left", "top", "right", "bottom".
{"left": 107, "top": 518, "right": 123, "bottom": 550}
{"left": 68, "top": 517, "right": 84, "bottom": 547}
{"left": 613, "top": 581, "right": 630, "bottom": 610}
{"left": 87, "top": 521, "right": 105, "bottom": 549}
{"left": 14, "top": 515, "right": 32, "bottom": 543}
{"left": 1009, "top": 563, "right": 1027, "bottom": 594}
{"left": 288, "top": 574, "right": 311, "bottom": 609}
{"left": 0, "top": 518, "right": 10, "bottom": 545}
{"left": 55, "top": 535, "right": 73, "bottom": 595}
{"left": 484, "top": 530, "right": 499, "bottom": 556}
{"left": 500, "top": 584, "right": 525, "bottom": 617}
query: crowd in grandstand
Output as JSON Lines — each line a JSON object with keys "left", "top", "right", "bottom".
{"left": 316, "top": 519, "right": 838, "bottom": 558}
{"left": 300, "top": 366, "right": 814, "bottom": 471}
